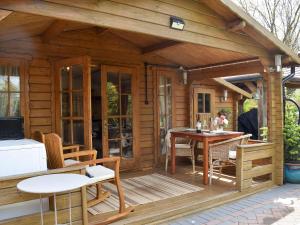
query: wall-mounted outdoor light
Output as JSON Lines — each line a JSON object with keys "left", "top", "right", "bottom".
{"left": 275, "top": 54, "right": 282, "bottom": 72}
{"left": 179, "top": 66, "right": 188, "bottom": 85}
{"left": 182, "top": 70, "right": 188, "bottom": 85}
{"left": 220, "top": 89, "right": 228, "bottom": 102}
{"left": 170, "top": 16, "right": 185, "bottom": 30}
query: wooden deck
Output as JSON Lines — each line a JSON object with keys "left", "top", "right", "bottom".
{"left": 88, "top": 158, "right": 238, "bottom": 225}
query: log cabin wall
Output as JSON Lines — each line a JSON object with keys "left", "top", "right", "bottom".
{"left": 0, "top": 29, "right": 184, "bottom": 170}
{"left": 0, "top": 30, "right": 142, "bottom": 135}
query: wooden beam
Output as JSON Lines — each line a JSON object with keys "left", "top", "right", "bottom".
{"left": 227, "top": 20, "right": 246, "bottom": 32}
{"left": 244, "top": 81, "right": 257, "bottom": 93}
{"left": 0, "top": 0, "right": 271, "bottom": 57}
{"left": 0, "top": 9, "right": 12, "bottom": 21}
{"left": 142, "top": 40, "right": 181, "bottom": 54}
{"left": 213, "top": 78, "right": 253, "bottom": 98}
{"left": 42, "top": 20, "right": 69, "bottom": 43}
{"left": 188, "top": 61, "right": 264, "bottom": 80}
{"left": 188, "top": 57, "right": 260, "bottom": 71}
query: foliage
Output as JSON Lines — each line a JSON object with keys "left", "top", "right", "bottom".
{"left": 234, "top": 0, "right": 300, "bottom": 52}
{"left": 243, "top": 99, "right": 258, "bottom": 112}
{"left": 284, "top": 99, "right": 300, "bottom": 162}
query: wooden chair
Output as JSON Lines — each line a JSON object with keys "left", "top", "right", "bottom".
{"left": 33, "top": 131, "right": 80, "bottom": 160}
{"left": 165, "top": 128, "right": 196, "bottom": 173}
{"left": 44, "top": 133, "right": 134, "bottom": 224}
{"left": 208, "top": 134, "right": 252, "bottom": 184}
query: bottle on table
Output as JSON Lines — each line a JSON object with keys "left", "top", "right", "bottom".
{"left": 196, "top": 115, "right": 202, "bottom": 133}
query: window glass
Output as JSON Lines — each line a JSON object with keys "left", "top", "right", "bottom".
{"left": 121, "top": 73, "right": 131, "bottom": 94}
{"left": 0, "top": 93, "right": 8, "bottom": 117}
{"left": 159, "top": 75, "right": 172, "bottom": 154}
{"left": 197, "top": 93, "right": 204, "bottom": 113}
{"left": 0, "top": 64, "right": 21, "bottom": 117}
{"left": 205, "top": 93, "right": 211, "bottom": 113}
{"left": 10, "top": 93, "right": 20, "bottom": 117}
{"left": 72, "top": 65, "right": 83, "bottom": 90}
{"left": 72, "top": 92, "right": 83, "bottom": 117}
{"left": 61, "top": 67, "right": 69, "bottom": 91}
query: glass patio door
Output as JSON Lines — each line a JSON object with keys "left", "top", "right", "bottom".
{"left": 55, "top": 56, "right": 92, "bottom": 149}
{"left": 156, "top": 69, "right": 175, "bottom": 163}
{"left": 101, "top": 65, "right": 138, "bottom": 170}
{"left": 159, "top": 75, "right": 173, "bottom": 153}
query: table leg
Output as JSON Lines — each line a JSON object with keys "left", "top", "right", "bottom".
{"left": 39, "top": 194, "right": 44, "bottom": 225}
{"left": 54, "top": 193, "right": 58, "bottom": 225}
{"left": 171, "top": 135, "right": 176, "bottom": 174}
{"left": 69, "top": 192, "right": 72, "bottom": 225}
{"left": 203, "top": 138, "right": 209, "bottom": 185}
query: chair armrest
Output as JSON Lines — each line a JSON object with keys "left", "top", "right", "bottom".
{"left": 72, "top": 157, "right": 121, "bottom": 177}
{"left": 63, "top": 150, "right": 97, "bottom": 159}
{"left": 62, "top": 145, "right": 80, "bottom": 151}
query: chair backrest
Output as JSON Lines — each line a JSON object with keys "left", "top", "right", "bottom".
{"left": 44, "top": 133, "right": 65, "bottom": 169}
{"left": 209, "top": 134, "right": 252, "bottom": 161}
{"left": 165, "top": 127, "right": 189, "bottom": 148}
{"left": 32, "top": 131, "right": 45, "bottom": 144}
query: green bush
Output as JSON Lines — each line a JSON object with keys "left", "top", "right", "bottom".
{"left": 284, "top": 102, "right": 300, "bottom": 162}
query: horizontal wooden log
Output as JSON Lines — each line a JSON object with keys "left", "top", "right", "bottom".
{"left": 243, "top": 164, "right": 273, "bottom": 179}
{"left": 243, "top": 148, "right": 273, "bottom": 161}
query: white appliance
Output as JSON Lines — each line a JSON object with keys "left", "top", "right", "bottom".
{"left": 0, "top": 139, "right": 47, "bottom": 177}
{"left": 0, "top": 139, "right": 48, "bottom": 221}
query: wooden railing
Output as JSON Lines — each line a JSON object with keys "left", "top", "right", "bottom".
{"left": 236, "top": 142, "right": 274, "bottom": 192}
{"left": 0, "top": 166, "right": 88, "bottom": 225}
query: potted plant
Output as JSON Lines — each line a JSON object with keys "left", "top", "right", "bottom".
{"left": 284, "top": 103, "right": 300, "bottom": 183}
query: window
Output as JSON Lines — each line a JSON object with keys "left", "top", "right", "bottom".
{"left": 197, "top": 93, "right": 211, "bottom": 113}
{"left": 0, "top": 64, "right": 20, "bottom": 117}
{"left": 60, "top": 65, "right": 84, "bottom": 145}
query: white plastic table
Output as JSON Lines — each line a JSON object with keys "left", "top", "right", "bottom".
{"left": 17, "top": 174, "right": 89, "bottom": 225}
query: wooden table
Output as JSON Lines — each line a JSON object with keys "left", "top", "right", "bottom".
{"left": 170, "top": 130, "right": 243, "bottom": 185}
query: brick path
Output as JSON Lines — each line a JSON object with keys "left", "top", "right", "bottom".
{"left": 168, "top": 184, "right": 300, "bottom": 225}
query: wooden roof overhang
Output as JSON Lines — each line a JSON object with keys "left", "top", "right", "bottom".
{"left": 0, "top": 0, "right": 298, "bottom": 75}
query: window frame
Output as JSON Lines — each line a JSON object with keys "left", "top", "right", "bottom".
{"left": 192, "top": 87, "right": 215, "bottom": 127}
{"left": 0, "top": 58, "right": 29, "bottom": 137}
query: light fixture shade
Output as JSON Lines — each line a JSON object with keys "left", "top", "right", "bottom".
{"left": 183, "top": 70, "right": 188, "bottom": 85}
{"left": 170, "top": 16, "right": 185, "bottom": 30}
{"left": 224, "top": 89, "right": 228, "bottom": 101}
{"left": 275, "top": 54, "right": 282, "bottom": 72}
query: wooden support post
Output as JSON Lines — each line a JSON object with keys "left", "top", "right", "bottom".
{"left": 236, "top": 146, "right": 244, "bottom": 191}
{"left": 265, "top": 71, "right": 284, "bottom": 185}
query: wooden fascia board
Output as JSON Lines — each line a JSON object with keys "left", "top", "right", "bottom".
{"left": 213, "top": 78, "right": 252, "bottom": 98}
{"left": 42, "top": 20, "right": 69, "bottom": 43}
{"left": 218, "top": 0, "right": 300, "bottom": 65}
{"left": 0, "top": 0, "right": 271, "bottom": 58}
{"left": 142, "top": 40, "right": 182, "bottom": 54}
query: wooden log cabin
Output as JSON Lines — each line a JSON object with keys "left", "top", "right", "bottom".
{"left": 0, "top": 0, "right": 299, "bottom": 224}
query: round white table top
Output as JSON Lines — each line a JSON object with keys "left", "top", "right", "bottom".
{"left": 17, "top": 174, "right": 90, "bottom": 194}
